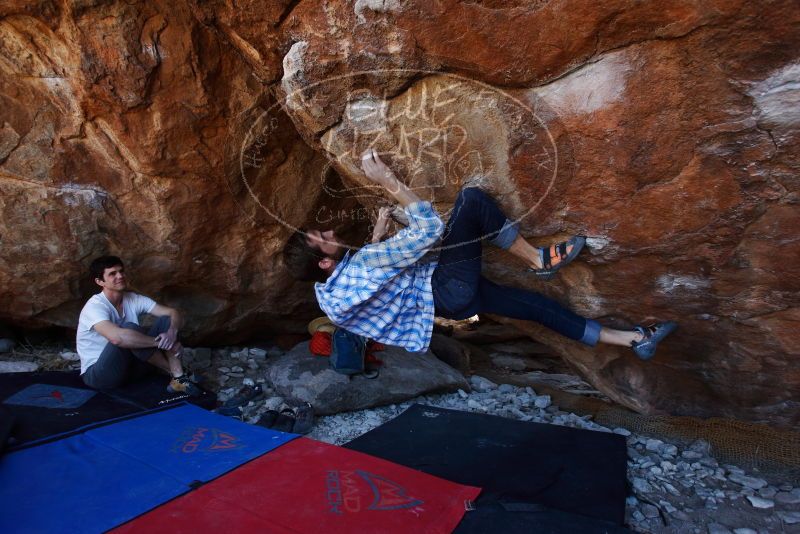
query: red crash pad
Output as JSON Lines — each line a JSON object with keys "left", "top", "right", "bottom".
{"left": 114, "top": 437, "right": 481, "bottom": 534}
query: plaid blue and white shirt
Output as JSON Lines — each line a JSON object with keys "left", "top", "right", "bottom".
{"left": 315, "top": 201, "right": 445, "bottom": 352}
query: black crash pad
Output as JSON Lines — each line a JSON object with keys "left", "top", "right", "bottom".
{"left": 346, "top": 404, "right": 630, "bottom": 533}
{"left": 0, "top": 371, "right": 215, "bottom": 449}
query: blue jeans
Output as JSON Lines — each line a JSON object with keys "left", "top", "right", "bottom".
{"left": 82, "top": 316, "right": 172, "bottom": 389}
{"left": 431, "top": 188, "right": 601, "bottom": 346}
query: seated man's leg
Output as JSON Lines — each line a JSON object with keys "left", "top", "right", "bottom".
{"left": 82, "top": 327, "right": 148, "bottom": 389}
{"left": 432, "top": 187, "right": 519, "bottom": 315}
{"left": 140, "top": 316, "right": 186, "bottom": 379}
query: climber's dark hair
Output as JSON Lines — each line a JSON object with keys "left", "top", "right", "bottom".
{"left": 283, "top": 230, "right": 328, "bottom": 282}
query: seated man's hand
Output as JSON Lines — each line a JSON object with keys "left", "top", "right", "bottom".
{"left": 361, "top": 149, "right": 397, "bottom": 189}
{"left": 155, "top": 328, "right": 178, "bottom": 351}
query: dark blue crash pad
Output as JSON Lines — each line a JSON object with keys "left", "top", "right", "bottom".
{"left": 0, "top": 371, "right": 216, "bottom": 448}
{"left": 0, "top": 404, "right": 298, "bottom": 533}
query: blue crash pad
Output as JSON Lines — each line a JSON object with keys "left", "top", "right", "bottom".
{"left": 0, "top": 404, "right": 298, "bottom": 533}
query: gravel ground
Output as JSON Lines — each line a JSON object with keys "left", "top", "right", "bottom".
{"left": 2, "top": 341, "right": 799, "bottom": 533}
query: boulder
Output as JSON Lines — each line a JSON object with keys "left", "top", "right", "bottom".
{"left": 263, "top": 342, "right": 469, "bottom": 415}
{"left": 2, "top": 0, "right": 799, "bottom": 426}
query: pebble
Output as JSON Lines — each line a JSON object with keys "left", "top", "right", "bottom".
{"left": 0, "top": 338, "right": 15, "bottom": 353}
{"left": 757, "top": 486, "right": 776, "bottom": 498}
{"left": 497, "top": 384, "right": 515, "bottom": 394}
{"left": 632, "top": 510, "right": 645, "bottom": 522}
{"left": 642, "top": 503, "right": 660, "bottom": 518}
{"left": 467, "top": 399, "right": 483, "bottom": 410}
{"left": 60, "top": 350, "right": 80, "bottom": 361}
{"left": 745, "top": 495, "right": 774, "bottom": 509}
{"left": 249, "top": 348, "right": 267, "bottom": 359}
{"left": 469, "top": 375, "right": 496, "bottom": 392}
{"left": 533, "top": 395, "right": 550, "bottom": 409}
{"left": 613, "top": 427, "right": 631, "bottom": 436}
{"left": 729, "top": 473, "right": 768, "bottom": 490}
{"left": 775, "top": 489, "right": 800, "bottom": 504}
{"left": 218, "top": 367, "right": 231, "bottom": 373}
{"left": 242, "top": 378, "right": 255, "bottom": 387}
{"left": 0, "top": 361, "right": 38, "bottom": 372}
{"left": 707, "top": 523, "right": 732, "bottom": 534}
{"left": 632, "top": 477, "right": 654, "bottom": 494}
{"left": 777, "top": 511, "right": 800, "bottom": 524}
{"left": 733, "top": 528, "right": 757, "bottom": 534}
{"left": 683, "top": 450, "right": 704, "bottom": 460}
{"left": 231, "top": 366, "right": 244, "bottom": 373}
{"left": 646, "top": 438, "right": 664, "bottom": 452}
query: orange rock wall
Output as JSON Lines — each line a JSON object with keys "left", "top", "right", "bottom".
{"left": 1, "top": 1, "right": 798, "bottom": 425}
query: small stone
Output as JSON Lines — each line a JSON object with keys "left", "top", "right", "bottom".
{"left": 228, "top": 373, "right": 245, "bottom": 378}
{"left": 682, "top": 450, "right": 703, "bottom": 460}
{"left": 757, "top": 486, "right": 776, "bottom": 498}
{"left": 242, "top": 378, "right": 255, "bottom": 387}
{"left": 729, "top": 473, "right": 767, "bottom": 489}
{"left": 247, "top": 359, "right": 259, "bottom": 370}
{"left": 642, "top": 503, "right": 660, "bottom": 518}
{"left": 707, "top": 524, "right": 732, "bottom": 534}
{"left": 0, "top": 361, "right": 38, "bottom": 373}
{"left": 625, "top": 496, "right": 639, "bottom": 507}
{"left": 218, "top": 367, "right": 231, "bottom": 373}
{"left": 775, "top": 488, "right": 800, "bottom": 504}
{"left": 745, "top": 495, "right": 773, "bottom": 509}
{"left": 658, "top": 500, "right": 677, "bottom": 514}
{"left": 650, "top": 466, "right": 663, "bottom": 476}
{"left": 663, "top": 444, "right": 678, "bottom": 456}
{"left": 646, "top": 438, "right": 664, "bottom": 452}
{"left": 533, "top": 395, "right": 551, "bottom": 409}
{"left": 725, "top": 465, "right": 745, "bottom": 475}
{"left": 0, "top": 338, "right": 15, "bottom": 353}
{"left": 632, "top": 510, "right": 645, "bottom": 522}
{"left": 689, "top": 439, "right": 711, "bottom": 455}
{"left": 733, "top": 528, "right": 757, "bottom": 534}
{"left": 231, "top": 366, "right": 244, "bottom": 373}
{"left": 779, "top": 483, "right": 793, "bottom": 491}
{"left": 777, "top": 511, "right": 800, "bottom": 525}
{"left": 457, "top": 389, "right": 468, "bottom": 398}
{"left": 469, "top": 375, "right": 496, "bottom": 392}
{"left": 497, "top": 383, "right": 515, "bottom": 394}
{"left": 672, "top": 510, "right": 691, "bottom": 521}
{"left": 467, "top": 399, "right": 483, "bottom": 410}
{"left": 249, "top": 348, "right": 267, "bottom": 359}
{"left": 632, "top": 477, "right": 654, "bottom": 494}
{"left": 60, "top": 350, "right": 80, "bottom": 361}
{"left": 613, "top": 427, "right": 631, "bottom": 436}
{"left": 218, "top": 375, "right": 229, "bottom": 385}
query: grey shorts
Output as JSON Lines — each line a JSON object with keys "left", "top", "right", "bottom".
{"left": 82, "top": 316, "right": 171, "bottom": 389}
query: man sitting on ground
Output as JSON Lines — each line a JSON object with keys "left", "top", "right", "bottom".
{"left": 76, "top": 255, "right": 200, "bottom": 395}
{"left": 284, "top": 150, "right": 676, "bottom": 360}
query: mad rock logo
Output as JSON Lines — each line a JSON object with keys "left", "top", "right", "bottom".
{"left": 325, "top": 469, "right": 424, "bottom": 515}
{"left": 173, "top": 427, "right": 242, "bottom": 454}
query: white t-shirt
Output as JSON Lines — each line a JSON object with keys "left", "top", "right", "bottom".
{"left": 76, "top": 291, "right": 157, "bottom": 374}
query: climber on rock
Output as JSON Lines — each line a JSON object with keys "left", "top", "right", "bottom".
{"left": 284, "top": 149, "right": 676, "bottom": 360}
{"left": 76, "top": 255, "right": 201, "bottom": 395}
